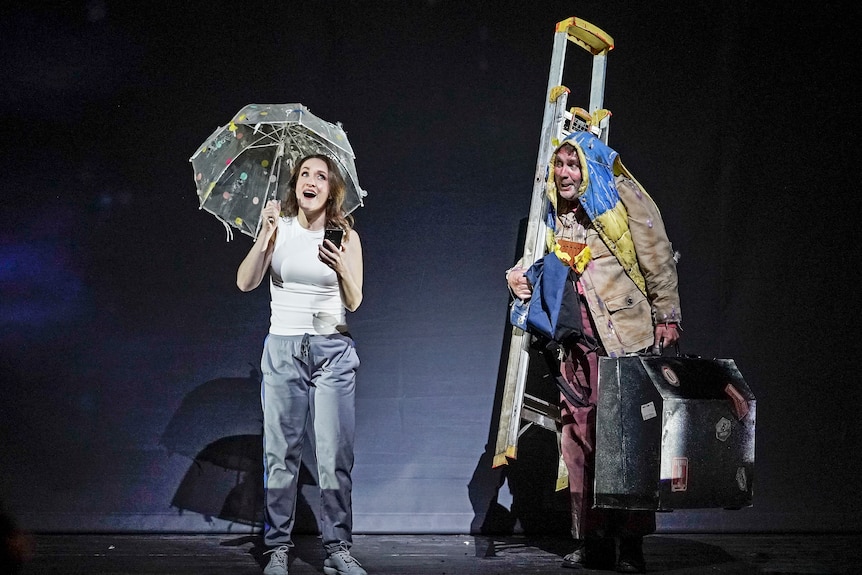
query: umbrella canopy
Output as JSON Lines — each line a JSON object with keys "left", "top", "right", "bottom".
{"left": 190, "top": 103, "right": 366, "bottom": 239}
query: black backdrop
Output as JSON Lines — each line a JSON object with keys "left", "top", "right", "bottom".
{"left": 1, "top": 0, "right": 859, "bottom": 534}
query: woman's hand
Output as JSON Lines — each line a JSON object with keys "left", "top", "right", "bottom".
{"left": 238, "top": 199, "right": 281, "bottom": 291}
{"left": 258, "top": 200, "right": 281, "bottom": 252}
{"left": 318, "top": 238, "right": 346, "bottom": 274}
{"left": 321, "top": 229, "right": 363, "bottom": 312}
{"left": 507, "top": 266, "right": 532, "bottom": 300}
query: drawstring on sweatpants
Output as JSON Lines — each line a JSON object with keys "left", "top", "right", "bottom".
{"left": 299, "top": 333, "right": 311, "bottom": 363}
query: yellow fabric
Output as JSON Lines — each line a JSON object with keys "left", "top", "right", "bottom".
{"left": 552, "top": 241, "right": 592, "bottom": 274}
{"left": 594, "top": 203, "right": 647, "bottom": 293}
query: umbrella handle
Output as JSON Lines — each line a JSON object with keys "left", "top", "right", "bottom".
{"left": 257, "top": 143, "right": 285, "bottom": 243}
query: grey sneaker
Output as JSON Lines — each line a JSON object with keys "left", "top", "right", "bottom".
{"left": 323, "top": 542, "right": 367, "bottom": 575}
{"left": 263, "top": 545, "right": 289, "bottom": 575}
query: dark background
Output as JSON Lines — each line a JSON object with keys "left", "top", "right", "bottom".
{"left": 1, "top": 0, "right": 859, "bottom": 534}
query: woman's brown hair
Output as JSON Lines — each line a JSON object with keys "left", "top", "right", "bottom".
{"left": 282, "top": 154, "right": 354, "bottom": 236}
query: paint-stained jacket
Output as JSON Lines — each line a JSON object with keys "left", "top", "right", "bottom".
{"left": 549, "top": 132, "right": 681, "bottom": 357}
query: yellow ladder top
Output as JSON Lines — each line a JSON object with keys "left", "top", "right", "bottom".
{"left": 556, "top": 17, "right": 614, "bottom": 55}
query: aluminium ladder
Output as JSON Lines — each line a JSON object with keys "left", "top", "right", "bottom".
{"left": 493, "top": 17, "right": 615, "bottom": 484}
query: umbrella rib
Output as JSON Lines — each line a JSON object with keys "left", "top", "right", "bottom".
{"left": 242, "top": 127, "right": 284, "bottom": 149}
{"left": 283, "top": 129, "right": 340, "bottom": 159}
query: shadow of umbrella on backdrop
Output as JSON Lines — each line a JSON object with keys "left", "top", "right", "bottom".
{"left": 161, "top": 370, "right": 267, "bottom": 526}
{"left": 189, "top": 103, "right": 367, "bottom": 241}
{"left": 162, "top": 370, "right": 321, "bottom": 529}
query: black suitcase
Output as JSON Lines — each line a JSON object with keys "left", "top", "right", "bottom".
{"left": 594, "top": 355, "right": 755, "bottom": 510}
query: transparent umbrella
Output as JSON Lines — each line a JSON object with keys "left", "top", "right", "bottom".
{"left": 190, "top": 103, "right": 366, "bottom": 240}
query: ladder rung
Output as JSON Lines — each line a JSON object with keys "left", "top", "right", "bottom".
{"left": 521, "top": 393, "right": 561, "bottom": 432}
{"left": 520, "top": 410, "right": 558, "bottom": 432}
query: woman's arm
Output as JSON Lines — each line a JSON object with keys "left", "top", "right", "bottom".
{"left": 319, "top": 228, "right": 363, "bottom": 311}
{"left": 236, "top": 200, "right": 280, "bottom": 292}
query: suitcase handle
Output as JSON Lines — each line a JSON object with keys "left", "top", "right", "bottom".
{"left": 650, "top": 340, "right": 681, "bottom": 356}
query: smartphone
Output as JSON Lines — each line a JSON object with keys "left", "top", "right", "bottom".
{"left": 324, "top": 228, "right": 344, "bottom": 249}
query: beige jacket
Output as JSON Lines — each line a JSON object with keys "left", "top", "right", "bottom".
{"left": 564, "top": 175, "right": 681, "bottom": 357}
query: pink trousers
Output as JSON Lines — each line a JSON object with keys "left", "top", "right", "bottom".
{"left": 558, "top": 294, "right": 655, "bottom": 540}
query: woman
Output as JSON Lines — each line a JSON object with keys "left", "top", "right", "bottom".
{"left": 237, "top": 154, "right": 367, "bottom": 575}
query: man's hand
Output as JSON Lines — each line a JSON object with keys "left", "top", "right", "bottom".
{"left": 507, "top": 266, "right": 532, "bottom": 300}
{"left": 653, "top": 323, "right": 680, "bottom": 353}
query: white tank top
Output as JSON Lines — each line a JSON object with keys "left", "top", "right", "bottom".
{"left": 268, "top": 217, "right": 346, "bottom": 336}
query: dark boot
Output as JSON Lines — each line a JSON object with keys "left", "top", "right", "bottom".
{"left": 562, "top": 540, "right": 588, "bottom": 569}
{"left": 562, "top": 536, "right": 615, "bottom": 570}
{"left": 616, "top": 536, "right": 646, "bottom": 573}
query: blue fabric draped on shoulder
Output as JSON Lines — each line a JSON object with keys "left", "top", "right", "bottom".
{"left": 563, "top": 131, "right": 618, "bottom": 221}
{"left": 550, "top": 130, "right": 648, "bottom": 295}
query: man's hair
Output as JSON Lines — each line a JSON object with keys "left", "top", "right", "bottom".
{"left": 557, "top": 142, "right": 577, "bottom": 155}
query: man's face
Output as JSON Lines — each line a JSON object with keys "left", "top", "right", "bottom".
{"left": 554, "top": 145, "right": 582, "bottom": 201}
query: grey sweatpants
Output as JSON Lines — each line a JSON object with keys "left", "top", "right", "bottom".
{"left": 260, "top": 332, "right": 360, "bottom": 550}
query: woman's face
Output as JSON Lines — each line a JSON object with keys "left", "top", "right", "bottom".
{"left": 554, "top": 145, "right": 582, "bottom": 201}
{"left": 295, "top": 157, "right": 331, "bottom": 213}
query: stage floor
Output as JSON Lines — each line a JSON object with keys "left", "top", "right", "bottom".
{"left": 19, "top": 532, "right": 862, "bottom": 574}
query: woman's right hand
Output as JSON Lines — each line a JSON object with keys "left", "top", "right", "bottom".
{"left": 258, "top": 200, "right": 281, "bottom": 251}
{"left": 261, "top": 200, "right": 281, "bottom": 233}
{"left": 507, "top": 266, "right": 532, "bottom": 300}
{"left": 239, "top": 199, "right": 281, "bottom": 289}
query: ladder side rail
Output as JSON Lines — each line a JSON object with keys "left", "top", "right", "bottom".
{"left": 588, "top": 51, "right": 611, "bottom": 143}
{"left": 521, "top": 30, "right": 571, "bottom": 267}
{"left": 493, "top": 28, "right": 571, "bottom": 466}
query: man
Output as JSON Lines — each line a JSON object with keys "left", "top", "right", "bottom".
{"left": 506, "top": 130, "right": 681, "bottom": 573}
